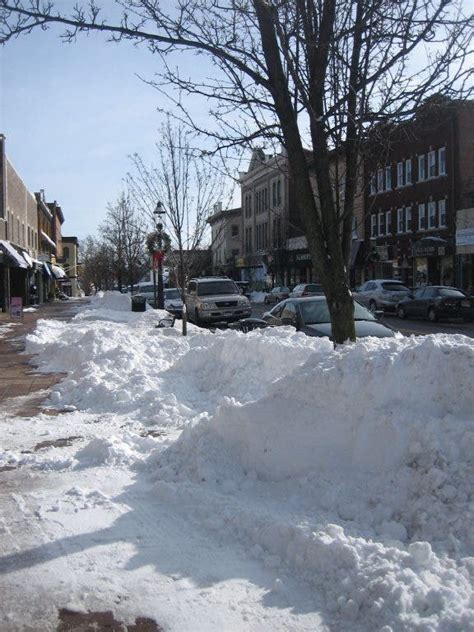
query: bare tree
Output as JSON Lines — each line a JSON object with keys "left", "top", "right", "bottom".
{"left": 1, "top": 0, "right": 472, "bottom": 341}
{"left": 101, "top": 192, "right": 148, "bottom": 291}
{"left": 127, "top": 121, "right": 225, "bottom": 313}
{"left": 80, "top": 235, "right": 115, "bottom": 293}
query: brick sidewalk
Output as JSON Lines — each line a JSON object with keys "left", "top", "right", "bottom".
{"left": 0, "top": 300, "right": 88, "bottom": 416}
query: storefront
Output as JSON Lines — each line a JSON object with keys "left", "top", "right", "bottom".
{"left": 412, "top": 237, "right": 454, "bottom": 287}
{"left": 456, "top": 208, "right": 474, "bottom": 294}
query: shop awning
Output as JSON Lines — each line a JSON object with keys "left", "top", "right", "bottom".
{"left": 51, "top": 264, "right": 67, "bottom": 279}
{"left": 40, "top": 230, "right": 56, "bottom": 249}
{"left": 21, "top": 251, "right": 34, "bottom": 268}
{"left": 0, "top": 240, "right": 29, "bottom": 269}
{"left": 42, "top": 262, "right": 53, "bottom": 278}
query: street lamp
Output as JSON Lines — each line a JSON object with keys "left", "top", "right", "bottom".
{"left": 153, "top": 201, "right": 166, "bottom": 309}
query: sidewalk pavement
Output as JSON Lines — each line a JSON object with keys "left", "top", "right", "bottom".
{"left": 0, "top": 300, "right": 86, "bottom": 417}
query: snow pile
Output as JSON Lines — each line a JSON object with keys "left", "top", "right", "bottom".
{"left": 150, "top": 333, "right": 474, "bottom": 630}
{"left": 88, "top": 290, "right": 132, "bottom": 312}
{"left": 18, "top": 303, "right": 474, "bottom": 630}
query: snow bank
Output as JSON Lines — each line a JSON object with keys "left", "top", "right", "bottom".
{"left": 21, "top": 304, "right": 474, "bottom": 630}
{"left": 88, "top": 290, "right": 132, "bottom": 311}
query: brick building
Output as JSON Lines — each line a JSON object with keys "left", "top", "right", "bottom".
{"left": 364, "top": 98, "right": 474, "bottom": 289}
{"left": 0, "top": 134, "right": 40, "bottom": 310}
{"left": 60, "top": 236, "right": 81, "bottom": 297}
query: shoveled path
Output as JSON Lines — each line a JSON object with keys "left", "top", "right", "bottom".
{"left": 0, "top": 300, "right": 87, "bottom": 417}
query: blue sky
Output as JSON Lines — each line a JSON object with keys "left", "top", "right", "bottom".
{"left": 0, "top": 18, "right": 185, "bottom": 239}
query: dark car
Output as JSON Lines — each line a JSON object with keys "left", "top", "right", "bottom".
{"left": 264, "top": 286, "right": 291, "bottom": 304}
{"left": 262, "top": 296, "right": 395, "bottom": 339}
{"left": 290, "top": 283, "right": 324, "bottom": 298}
{"left": 397, "top": 286, "right": 474, "bottom": 322}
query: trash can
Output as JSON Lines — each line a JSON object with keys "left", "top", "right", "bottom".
{"left": 131, "top": 295, "right": 147, "bottom": 312}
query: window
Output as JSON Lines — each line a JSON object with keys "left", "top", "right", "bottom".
{"left": 187, "top": 281, "right": 197, "bottom": 294}
{"left": 277, "top": 179, "right": 282, "bottom": 205}
{"left": 231, "top": 248, "right": 239, "bottom": 257}
{"left": 273, "top": 217, "right": 281, "bottom": 248}
{"left": 244, "top": 194, "right": 252, "bottom": 218}
{"left": 245, "top": 226, "right": 252, "bottom": 252}
{"left": 371, "top": 214, "right": 377, "bottom": 237}
{"left": 231, "top": 224, "right": 239, "bottom": 237}
{"left": 405, "top": 159, "right": 412, "bottom": 185}
{"left": 397, "top": 208, "right": 404, "bottom": 233}
{"left": 438, "top": 199, "right": 446, "bottom": 227}
{"left": 397, "top": 162, "right": 404, "bottom": 187}
{"left": 281, "top": 302, "right": 297, "bottom": 324}
{"left": 418, "top": 203, "right": 427, "bottom": 230}
{"left": 272, "top": 181, "right": 277, "bottom": 206}
{"left": 385, "top": 166, "right": 391, "bottom": 191}
{"left": 63, "top": 246, "right": 70, "bottom": 259}
{"left": 418, "top": 154, "right": 426, "bottom": 181}
{"left": 428, "top": 201, "right": 436, "bottom": 228}
{"left": 428, "top": 151, "right": 436, "bottom": 178}
{"left": 438, "top": 147, "right": 446, "bottom": 176}
{"left": 370, "top": 174, "right": 376, "bottom": 195}
{"left": 385, "top": 210, "right": 391, "bottom": 235}
{"left": 378, "top": 212, "right": 386, "bottom": 236}
{"left": 377, "top": 169, "right": 384, "bottom": 192}
{"left": 405, "top": 207, "right": 412, "bottom": 232}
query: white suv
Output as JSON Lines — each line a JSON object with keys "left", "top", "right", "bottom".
{"left": 185, "top": 277, "right": 251, "bottom": 325}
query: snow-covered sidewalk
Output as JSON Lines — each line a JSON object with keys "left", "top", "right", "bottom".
{"left": 1, "top": 291, "right": 473, "bottom": 631}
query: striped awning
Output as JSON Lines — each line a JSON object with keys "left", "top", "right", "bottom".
{"left": 0, "top": 240, "right": 28, "bottom": 269}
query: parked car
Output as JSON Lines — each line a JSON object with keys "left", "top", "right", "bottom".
{"left": 397, "top": 286, "right": 474, "bottom": 322}
{"left": 290, "top": 283, "right": 324, "bottom": 298}
{"left": 262, "top": 296, "right": 395, "bottom": 338}
{"left": 263, "top": 286, "right": 290, "bottom": 304}
{"left": 353, "top": 279, "right": 411, "bottom": 313}
{"left": 185, "top": 276, "right": 251, "bottom": 325}
{"left": 163, "top": 288, "right": 183, "bottom": 317}
{"left": 134, "top": 282, "right": 156, "bottom": 305}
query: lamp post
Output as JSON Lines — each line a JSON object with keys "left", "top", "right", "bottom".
{"left": 153, "top": 201, "right": 166, "bottom": 309}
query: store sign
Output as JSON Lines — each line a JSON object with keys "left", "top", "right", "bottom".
{"left": 10, "top": 296, "right": 23, "bottom": 320}
{"left": 376, "top": 245, "right": 389, "bottom": 261}
{"left": 456, "top": 227, "right": 474, "bottom": 247}
{"left": 295, "top": 253, "right": 312, "bottom": 262}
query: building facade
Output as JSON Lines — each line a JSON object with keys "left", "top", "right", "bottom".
{"left": 207, "top": 204, "right": 242, "bottom": 277}
{"left": 60, "top": 236, "right": 81, "bottom": 296}
{"left": 0, "top": 134, "right": 41, "bottom": 310}
{"left": 237, "top": 148, "right": 365, "bottom": 288}
{"left": 364, "top": 98, "right": 474, "bottom": 289}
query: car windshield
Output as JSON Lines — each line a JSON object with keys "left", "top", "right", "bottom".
{"left": 197, "top": 281, "right": 238, "bottom": 296}
{"left": 275, "top": 287, "right": 289, "bottom": 293}
{"left": 382, "top": 282, "right": 410, "bottom": 292}
{"left": 300, "top": 299, "right": 375, "bottom": 324}
{"left": 438, "top": 288, "right": 466, "bottom": 298}
{"left": 164, "top": 289, "right": 181, "bottom": 300}
{"left": 305, "top": 284, "right": 323, "bottom": 293}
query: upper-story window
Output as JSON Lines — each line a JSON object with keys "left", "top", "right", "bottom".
{"left": 428, "top": 200, "right": 437, "bottom": 228}
{"left": 405, "top": 159, "right": 412, "bottom": 185}
{"left": 378, "top": 212, "right": 386, "bottom": 236}
{"left": 385, "top": 166, "right": 391, "bottom": 191}
{"left": 438, "top": 147, "right": 446, "bottom": 176}
{"left": 438, "top": 199, "right": 447, "bottom": 227}
{"left": 277, "top": 179, "right": 282, "bottom": 205}
{"left": 428, "top": 151, "right": 436, "bottom": 178}
{"left": 418, "top": 154, "right": 426, "bottom": 181}
{"left": 397, "top": 162, "right": 404, "bottom": 187}
{"left": 231, "top": 225, "right": 239, "bottom": 237}
{"left": 377, "top": 169, "right": 384, "bottom": 192}
{"left": 371, "top": 214, "right": 377, "bottom": 237}
{"left": 385, "top": 210, "right": 391, "bottom": 235}
{"left": 244, "top": 193, "right": 252, "bottom": 218}
{"left": 405, "top": 207, "right": 412, "bottom": 232}
{"left": 418, "top": 203, "right": 427, "bottom": 230}
{"left": 397, "top": 208, "right": 404, "bottom": 233}
{"left": 370, "top": 174, "right": 376, "bottom": 195}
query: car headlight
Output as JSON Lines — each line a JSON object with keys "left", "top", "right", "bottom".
{"left": 200, "top": 301, "right": 215, "bottom": 309}
{"left": 239, "top": 297, "right": 250, "bottom": 305}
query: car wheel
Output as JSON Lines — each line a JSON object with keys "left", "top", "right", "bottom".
{"left": 397, "top": 306, "right": 407, "bottom": 319}
{"left": 369, "top": 300, "right": 377, "bottom": 314}
{"left": 428, "top": 307, "right": 438, "bottom": 322}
